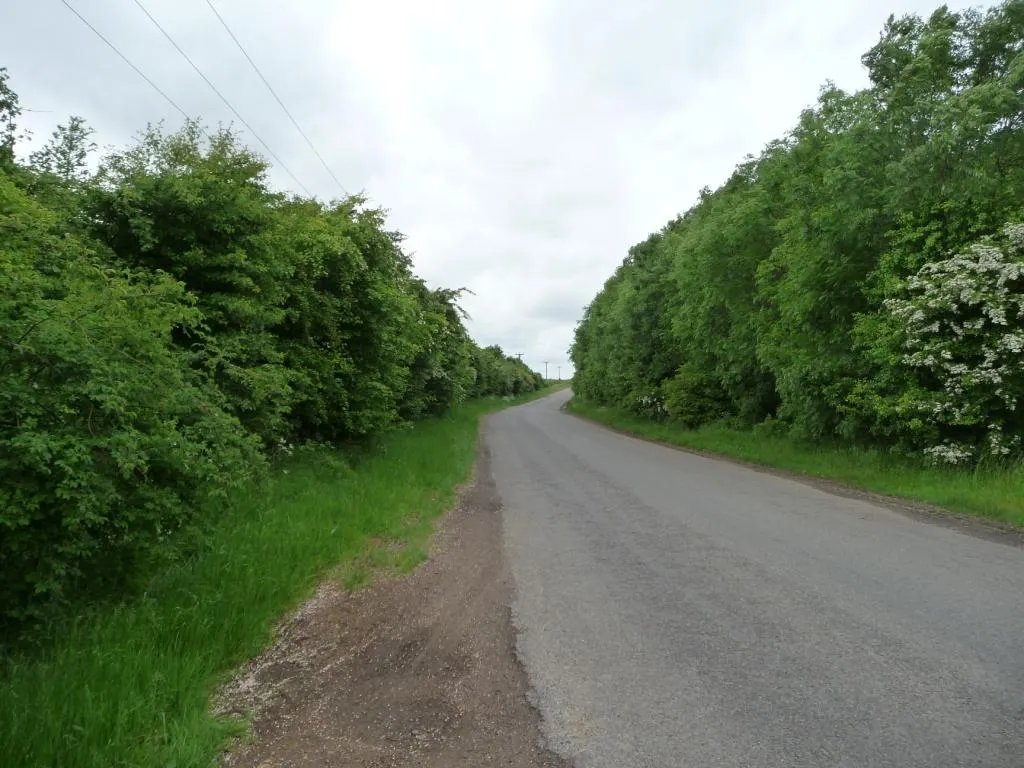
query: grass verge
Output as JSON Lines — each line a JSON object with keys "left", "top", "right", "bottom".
{"left": 567, "top": 398, "right": 1024, "bottom": 527}
{"left": 1, "top": 388, "right": 559, "bottom": 768}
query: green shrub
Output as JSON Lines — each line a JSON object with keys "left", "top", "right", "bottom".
{"left": 0, "top": 175, "right": 262, "bottom": 633}
{"left": 89, "top": 124, "right": 296, "bottom": 446}
{"left": 571, "top": 1, "right": 1024, "bottom": 465}
{"left": 851, "top": 224, "right": 1024, "bottom": 463}
{"left": 0, "top": 71, "right": 544, "bottom": 644}
{"left": 470, "top": 345, "right": 542, "bottom": 397}
{"left": 661, "top": 363, "right": 730, "bottom": 427}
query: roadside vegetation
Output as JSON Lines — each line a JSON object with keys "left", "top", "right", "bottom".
{"left": 571, "top": 1, "right": 1024, "bottom": 520}
{"left": 0, "top": 68, "right": 551, "bottom": 766}
{"left": 1, "top": 390, "right": 556, "bottom": 768}
{"left": 0, "top": 68, "right": 544, "bottom": 641}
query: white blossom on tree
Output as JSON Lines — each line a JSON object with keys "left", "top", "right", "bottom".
{"left": 885, "top": 224, "right": 1024, "bottom": 464}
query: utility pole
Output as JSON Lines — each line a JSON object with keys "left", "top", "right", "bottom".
{"left": 557, "top": 365, "right": 561, "bottom": 381}
{"left": 515, "top": 353, "right": 523, "bottom": 361}
{"left": 544, "top": 361, "right": 549, "bottom": 380}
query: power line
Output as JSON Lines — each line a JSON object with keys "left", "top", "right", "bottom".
{"left": 129, "top": 0, "right": 311, "bottom": 196}
{"left": 59, "top": 0, "right": 193, "bottom": 123}
{"left": 203, "top": 0, "right": 349, "bottom": 198}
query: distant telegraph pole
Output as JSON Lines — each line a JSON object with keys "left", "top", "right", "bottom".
{"left": 557, "top": 365, "right": 561, "bottom": 381}
{"left": 544, "top": 361, "right": 549, "bottom": 379}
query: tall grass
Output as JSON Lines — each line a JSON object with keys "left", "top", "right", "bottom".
{"left": 567, "top": 399, "right": 1024, "bottom": 527}
{"left": 1, "top": 391, "right": 555, "bottom": 768}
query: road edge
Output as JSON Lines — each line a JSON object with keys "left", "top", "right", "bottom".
{"left": 214, "top": 426, "right": 572, "bottom": 766}
{"left": 562, "top": 400, "right": 1024, "bottom": 549}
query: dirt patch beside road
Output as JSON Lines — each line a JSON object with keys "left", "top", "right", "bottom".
{"left": 215, "top": 440, "right": 567, "bottom": 768}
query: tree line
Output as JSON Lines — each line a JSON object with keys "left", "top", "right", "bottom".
{"left": 572, "top": 1, "right": 1024, "bottom": 467}
{"left": 0, "top": 72, "right": 542, "bottom": 636}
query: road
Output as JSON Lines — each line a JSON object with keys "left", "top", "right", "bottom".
{"left": 488, "top": 390, "right": 1024, "bottom": 768}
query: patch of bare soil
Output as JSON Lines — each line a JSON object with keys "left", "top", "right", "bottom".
{"left": 215, "top": 442, "right": 568, "bottom": 767}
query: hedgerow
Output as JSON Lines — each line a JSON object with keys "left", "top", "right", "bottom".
{"left": 0, "top": 70, "right": 542, "bottom": 640}
{"left": 571, "top": 1, "right": 1024, "bottom": 466}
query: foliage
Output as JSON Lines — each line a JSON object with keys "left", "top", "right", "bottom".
{"left": 273, "top": 197, "right": 420, "bottom": 440}
{"left": 0, "top": 78, "right": 542, "bottom": 639}
{"left": 571, "top": 0, "right": 1024, "bottom": 466}
{"left": 29, "top": 116, "right": 96, "bottom": 183}
{"left": 399, "top": 284, "right": 475, "bottom": 419}
{"left": 660, "top": 363, "right": 729, "bottom": 427}
{"left": 0, "top": 68, "right": 19, "bottom": 171}
{"left": 0, "top": 389, "right": 555, "bottom": 768}
{"left": 0, "top": 175, "right": 262, "bottom": 631}
{"left": 470, "top": 344, "right": 545, "bottom": 397}
{"left": 88, "top": 123, "right": 297, "bottom": 446}
{"left": 25, "top": 116, "right": 98, "bottom": 222}
{"left": 854, "top": 224, "right": 1024, "bottom": 463}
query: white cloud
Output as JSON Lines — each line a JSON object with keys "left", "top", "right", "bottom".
{"left": 6, "top": 0, "right": 989, "bottom": 374}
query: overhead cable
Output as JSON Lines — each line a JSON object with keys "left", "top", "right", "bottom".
{"left": 130, "top": 0, "right": 312, "bottom": 195}
{"left": 203, "top": 0, "right": 350, "bottom": 197}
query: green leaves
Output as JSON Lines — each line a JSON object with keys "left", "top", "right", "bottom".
{"left": 572, "top": 0, "right": 1024, "bottom": 460}
{"left": 468, "top": 344, "right": 543, "bottom": 401}
{"left": 0, "top": 68, "right": 19, "bottom": 172}
{"left": 0, "top": 81, "right": 541, "bottom": 641}
{"left": 0, "top": 174, "right": 263, "bottom": 630}
{"left": 855, "top": 224, "right": 1024, "bottom": 463}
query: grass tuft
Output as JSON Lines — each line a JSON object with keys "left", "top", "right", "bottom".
{"left": 567, "top": 398, "right": 1024, "bottom": 527}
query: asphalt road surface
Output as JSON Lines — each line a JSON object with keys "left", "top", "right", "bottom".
{"left": 488, "top": 390, "right": 1024, "bottom": 768}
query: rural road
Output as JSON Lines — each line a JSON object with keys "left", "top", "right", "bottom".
{"left": 488, "top": 390, "right": 1024, "bottom": 768}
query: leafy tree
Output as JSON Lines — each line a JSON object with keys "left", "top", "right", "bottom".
{"left": 572, "top": 0, "right": 1024, "bottom": 463}
{"left": 851, "top": 224, "right": 1024, "bottom": 463}
{"left": 0, "top": 172, "right": 262, "bottom": 630}
{"left": 88, "top": 123, "right": 296, "bottom": 445}
{"left": 470, "top": 344, "right": 543, "bottom": 397}
{"left": 273, "top": 197, "right": 421, "bottom": 441}
{"left": 0, "top": 68, "right": 19, "bottom": 172}
{"left": 29, "top": 116, "right": 96, "bottom": 183}
{"left": 25, "top": 116, "right": 98, "bottom": 227}
{"left": 0, "top": 71, "right": 536, "bottom": 640}
{"left": 400, "top": 284, "right": 475, "bottom": 418}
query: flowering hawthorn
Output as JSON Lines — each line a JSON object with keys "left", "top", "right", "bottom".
{"left": 886, "top": 224, "right": 1024, "bottom": 464}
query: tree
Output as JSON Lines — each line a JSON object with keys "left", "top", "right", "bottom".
{"left": 29, "top": 116, "right": 96, "bottom": 183}
{"left": 572, "top": 0, "right": 1024, "bottom": 462}
{"left": 0, "top": 69, "right": 532, "bottom": 638}
{"left": 0, "top": 68, "right": 19, "bottom": 172}
{"left": 851, "top": 224, "right": 1024, "bottom": 463}
{"left": 0, "top": 172, "right": 262, "bottom": 629}
{"left": 89, "top": 122, "right": 296, "bottom": 445}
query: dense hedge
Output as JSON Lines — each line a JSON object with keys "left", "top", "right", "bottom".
{"left": 0, "top": 73, "right": 542, "bottom": 638}
{"left": 571, "top": 1, "right": 1024, "bottom": 465}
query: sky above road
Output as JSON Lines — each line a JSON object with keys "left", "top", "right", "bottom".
{"left": 7, "top": 0, "right": 987, "bottom": 375}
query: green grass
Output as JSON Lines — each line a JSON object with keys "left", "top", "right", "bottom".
{"left": 0, "top": 388, "right": 559, "bottom": 768}
{"left": 567, "top": 398, "right": 1024, "bottom": 527}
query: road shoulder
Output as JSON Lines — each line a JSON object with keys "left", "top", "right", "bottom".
{"left": 215, "top": 440, "right": 567, "bottom": 767}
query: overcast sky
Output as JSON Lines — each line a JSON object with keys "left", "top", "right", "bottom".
{"left": 7, "top": 0, "right": 987, "bottom": 376}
